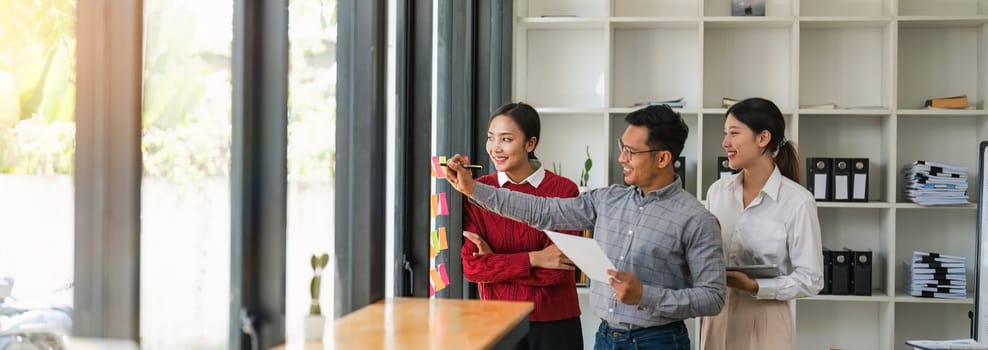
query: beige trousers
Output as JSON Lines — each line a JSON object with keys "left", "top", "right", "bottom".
{"left": 700, "top": 288, "right": 794, "bottom": 350}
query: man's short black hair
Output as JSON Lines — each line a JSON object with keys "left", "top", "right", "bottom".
{"left": 624, "top": 105, "right": 689, "bottom": 160}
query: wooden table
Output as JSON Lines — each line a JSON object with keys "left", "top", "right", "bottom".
{"left": 273, "top": 297, "right": 533, "bottom": 350}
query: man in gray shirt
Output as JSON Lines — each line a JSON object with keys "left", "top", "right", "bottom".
{"left": 445, "top": 105, "right": 725, "bottom": 350}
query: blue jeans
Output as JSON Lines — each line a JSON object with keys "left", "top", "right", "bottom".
{"left": 593, "top": 320, "right": 690, "bottom": 350}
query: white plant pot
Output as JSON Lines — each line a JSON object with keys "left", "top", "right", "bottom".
{"left": 304, "top": 314, "right": 326, "bottom": 341}
{"left": 578, "top": 186, "right": 588, "bottom": 194}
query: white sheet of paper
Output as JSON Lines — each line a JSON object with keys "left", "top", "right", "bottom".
{"left": 853, "top": 173, "right": 867, "bottom": 199}
{"left": 814, "top": 174, "right": 827, "bottom": 199}
{"left": 544, "top": 230, "right": 616, "bottom": 283}
{"left": 835, "top": 175, "right": 849, "bottom": 200}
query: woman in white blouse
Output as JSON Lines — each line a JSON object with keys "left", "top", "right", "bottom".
{"left": 700, "top": 97, "right": 824, "bottom": 350}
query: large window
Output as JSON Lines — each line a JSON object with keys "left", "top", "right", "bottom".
{"left": 0, "top": 0, "right": 76, "bottom": 335}
{"left": 285, "top": 0, "right": 337, "bottom": 341}
{"left": 141, "top": 0, "right": 232, "bottom": 348}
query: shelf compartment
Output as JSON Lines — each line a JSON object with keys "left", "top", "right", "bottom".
{"left": 817, "top": 207, "right": 892, "bottom": 295}
{"left": 611, "top": 27, "right": 700, "bottom": 109}
{"left": 798, "top": 114, "right": 892, "bottom": 202}
{"left": 613, "top": 0, "right": 699, "bottom": 17}
{"left": 894, "top": 303, "right": 975, "bottom": 350}
{"left": 897, "top": 25, "right": 987, "bottom": 110}
{"left": 521, "top": 28, "right": 606, "bottom": 108}
{"left": 703, "top": 107, "right": 797, "bottom": 115}
{"left": 703, "top": 26, "right": 793, "bottom": 109}
{"left": 796, "top": 300, "right": 889, "bottom": 350}
{"left": 798, "top": 108, "right": 892, "bottom": 115}
{"left": 894, "top": 210, "right": 976, "bottom": 299}
{"left": 898, "top": 0, "right": 988, "bottom": 16}
{"left": 897, "top": 108, "right": 988, "bottom": 116}
{"left": 898, "top": 16, "right": 988, "bottom": 28}
{"left": 896, "top": 117, "right": 986, "bottom": 203}
{"left": 800, "top": 0, "right": 891, "bottom": 17}
{"left": 519, "top": 0, "right": 608, "bottom": 18}
{"left": 702, "top": 16, "right": 795, "bottom": 28}
{"left": 895, "top": 202, "right": 977, "bottom": 210}
{"left": 703, "top": 0, "right": 793, "bottom": 17}
{"left": 517, "top": 17, "right": 609, "bottom": 30}
{"left": 609, "top": 17, "right": 699, "bottom": 29}
{"left": 893, "top": 291, "right": 974, "bottom": 304}
{"left": 799, "top": 17, "right": 892, "bottom": 29}
{"left": 803, "top": 290, "right": 890, "bottom": 302}
{"left": 538, "top": 113, "right": 609, "bottom": 189}
{"left": 536, "top": 107, "right": 608, "bottom": 115}
{"left": 609, "top": 107, "right": 699, "bottom": 114}
{"left": 817, "top": 201, "right": 892, "bottom": 208}
{"left": 799, "top": 24, "right": 891, "bottom": 110}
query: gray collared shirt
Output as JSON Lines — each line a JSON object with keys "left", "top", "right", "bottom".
{"left": 470, "top": 178, "right": 725, "bottom": 327}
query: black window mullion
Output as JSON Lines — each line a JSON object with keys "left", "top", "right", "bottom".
{"left": 398, "top": 0, "right": 435, "bottom": 298}
{"left": 335, "top": 0, "right": 388, "bottom": 314}
{"left": 231, "top": 0, "right": 289, "bottom": 348}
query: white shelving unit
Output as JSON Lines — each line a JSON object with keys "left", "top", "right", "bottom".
{"left": 513, "top": 0, "right": 988, "bottom": 349}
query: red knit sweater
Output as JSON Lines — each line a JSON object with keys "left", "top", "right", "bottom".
{"left": 461, "top": 170, "right": 582, "bottom": 322}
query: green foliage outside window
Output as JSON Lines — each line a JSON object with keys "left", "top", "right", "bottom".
{"left": 0, "top": 0, "right": 76, "bottom": 175}
{"left": 0, "top": 0, "right": 338, "bottom": 180}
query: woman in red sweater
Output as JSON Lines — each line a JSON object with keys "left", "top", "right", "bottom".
{"left": 461, "top": 102, "right": 583, "bottom": 350}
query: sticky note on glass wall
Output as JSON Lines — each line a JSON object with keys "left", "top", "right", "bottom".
{"left": 438, "top": 263, "right": 450, "bottom": 285}
{"left": 438, "top": 192, "right": 449, "bottom": 216}
{"left": 430, "top": 269, "right": 446, "bottom": 290}
{"left": 438, "top": 227, "right": 448, "bottom": 250}
{"left": 430, "top": 229, "right": 439, "bottom": 253}
{"left": 430, "top": 194, "right": 438, "bottom": 218}
{"left": 431, "top": 156, "right": 445, "bottom": 178}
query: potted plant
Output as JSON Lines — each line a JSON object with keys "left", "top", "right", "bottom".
{"left": 578, "top": 146, "right": 592, "bottom": 193}
{"left": 304, "top": 253, "right": 329, "bottom": 340}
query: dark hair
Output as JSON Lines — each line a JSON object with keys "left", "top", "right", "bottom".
{"left": 489, "top": 102, "right": 541, "bottom": 159}
{"left": 624, "top": 105, "right": 689, "bottom": 160}
{"left": 726, "top": 97, "right": 800, "bottom": 182}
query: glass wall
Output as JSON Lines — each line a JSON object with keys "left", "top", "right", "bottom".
{"left": 0, "top": 0, "right": 76, "bottom": 339}
{"left": 285, "top": 0, "right": 337, "bottom": 341}
{"left": 141, "top": 0, "right": 232, "bottom": 348}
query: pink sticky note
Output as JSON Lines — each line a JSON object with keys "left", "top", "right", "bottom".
{"left": 438, "top": 192, "right": 449, "bottom": 216}
{"left": 431, "top": 156, "right": 445, "bottom": 178}
{"left": 438, "top": 263, "right": 450, "bottom": 285}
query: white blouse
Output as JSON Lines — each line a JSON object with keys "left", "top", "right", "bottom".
{"left": 705, "top": 166, "right": 824, "bottom": 301}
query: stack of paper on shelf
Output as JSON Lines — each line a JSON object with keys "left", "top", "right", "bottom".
{"left": 633, "top": 97, "right": 685, "bottom": 108}
{"left": 901, "top": 161, "right": 969, "bottom": 206}
{"left": 905, "top": 251, "right": 966, "bottom": 299}
{"left": 906, "top": 338, "right": 988, "bottom": 349}
{"left": 799, "top": 102, "right": 838, "bottom": 109}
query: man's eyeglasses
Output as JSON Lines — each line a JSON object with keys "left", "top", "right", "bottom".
{"left": 617, "top": 139, "right": 664, "bottom": 158}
